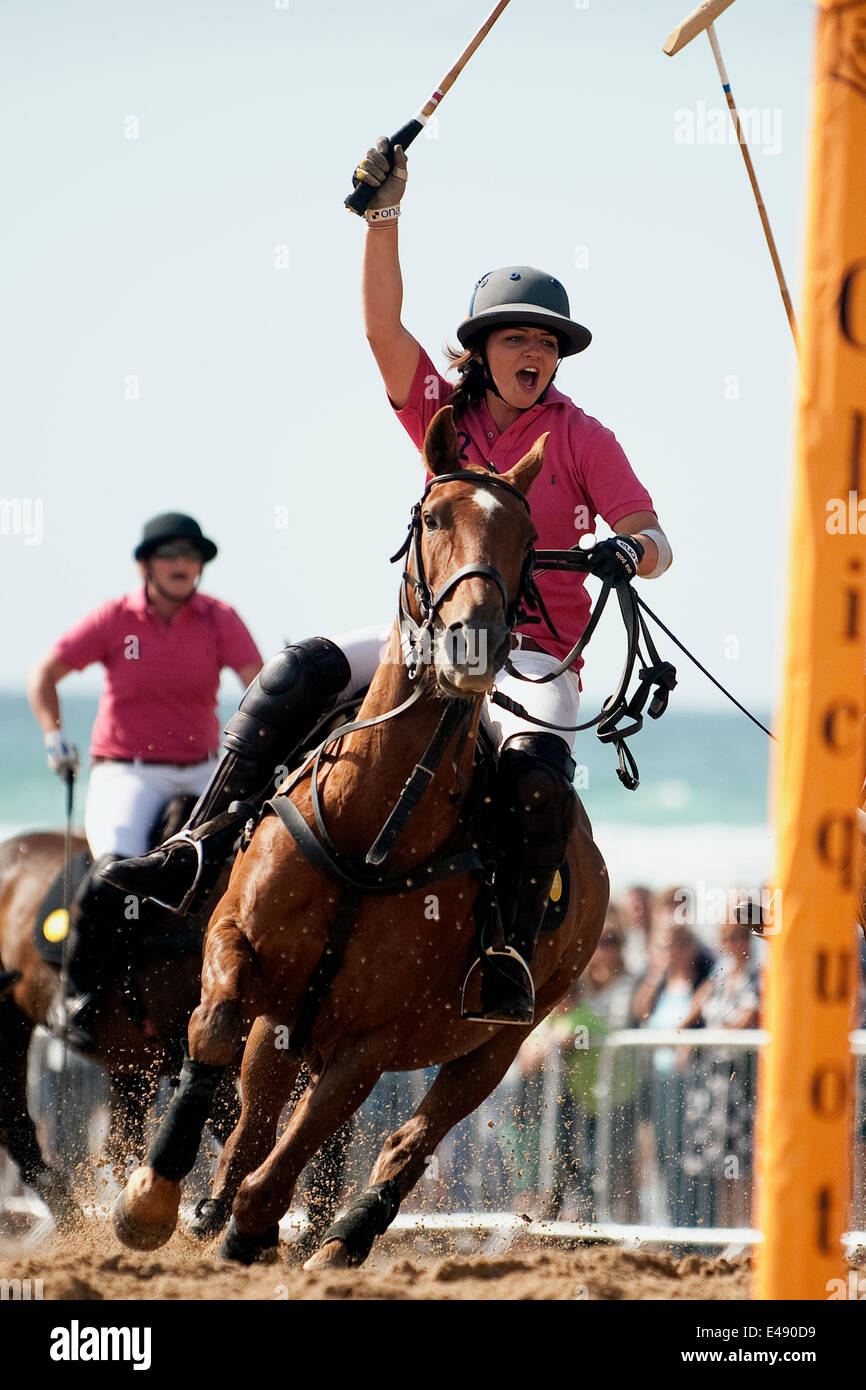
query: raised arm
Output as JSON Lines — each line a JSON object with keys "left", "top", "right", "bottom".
{"left": 355, "top": 139, "right": 420, "bottom": 409}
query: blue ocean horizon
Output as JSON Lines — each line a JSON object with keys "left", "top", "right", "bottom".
{"left": 0, "top": 689, "right": 773, "bottom": 896}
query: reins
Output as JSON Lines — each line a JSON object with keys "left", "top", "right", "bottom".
{"left": 491, "top": 548, "right": 679, "bottom": 789}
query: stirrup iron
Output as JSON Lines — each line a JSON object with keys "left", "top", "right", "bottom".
{"left": 460, "top": 945, "right": 536, "bottom": 1025}
{"left": 146, "top": 832, "right": 205, "bottom": 916}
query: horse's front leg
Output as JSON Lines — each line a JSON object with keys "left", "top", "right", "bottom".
{"left": 112, "top": 915, "right": 258, "bottom": 1250}
{"left": 304, "top": 1028, "right": 529, "bottom": 1270}
{"left": 217, "top": 1041, "right": 382, "bottom": 1265}
{"left": 189, "top": 1015, "right": 301, "bottom": 1239}
{"left": 103, "top": 1066, "right": 159, "bottom": 1185}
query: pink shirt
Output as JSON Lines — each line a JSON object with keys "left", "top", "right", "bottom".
{"left": 394, "top": 349, "right": 655, "bottom": 669}
{"left": 52, "top": 588, "right": 262, "bottom": 762}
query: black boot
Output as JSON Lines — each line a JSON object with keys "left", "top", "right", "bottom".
{"left": 47, "top": 855, "right": 125, "bottom": 1053}
{"left": 463, "top": 733, "right": 577, "bottom": 1026}
{"left": 101, "top": 638, "right": 352, "bottom": 914}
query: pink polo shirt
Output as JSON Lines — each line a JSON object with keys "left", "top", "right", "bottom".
{"left": 52, "top": 588, "right": 262, "bottom": 762}
{"left": 394, "top": 349, "right": 655, "bottom": 670}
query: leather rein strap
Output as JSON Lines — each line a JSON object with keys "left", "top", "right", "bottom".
{"left": 491, "top": 547, "right": 677, "bottom": 790}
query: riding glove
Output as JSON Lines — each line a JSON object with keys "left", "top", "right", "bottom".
{"left": 45, "top": 730, "right": 79, "bottom": 778}
{"left": 586, "top": 535, "right": 645, "bottom": 584}
{"left": 352, "top": 138, "right": 408, "bottom": 214}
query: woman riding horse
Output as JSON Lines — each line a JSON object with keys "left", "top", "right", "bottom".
{"left": 27, "top": 513, "right": 262, "bottom": 1049}
{"left": 105, "top": 141, "right": 672, "bottom": 1027}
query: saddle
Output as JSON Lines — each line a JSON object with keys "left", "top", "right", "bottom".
{"left": 33, "top": 796, "right": 208, "bottom": 978}
{"left": 34, "top": 849, "right": 92, "bottom": 967}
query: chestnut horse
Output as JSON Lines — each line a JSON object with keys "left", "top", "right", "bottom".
{"left": 0, "top": 804, "right": 242, "bottom": 1231}
{"left": 112, "top": 406, "right": 609, "bottom": 1267}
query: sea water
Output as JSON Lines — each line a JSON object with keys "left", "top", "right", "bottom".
{"left": 0, "top": 690, "right": 773, "bottom": 898}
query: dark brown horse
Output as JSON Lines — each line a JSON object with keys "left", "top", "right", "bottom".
{"left": 0, "top": 802, "right": 242, "bottom": 1231}
{"left": 112, "top": 406, "right": 609, "bottom": 1266}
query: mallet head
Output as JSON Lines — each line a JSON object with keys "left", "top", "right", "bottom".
{"left": 663, "top": 0, "right": 737, "bottom": 55}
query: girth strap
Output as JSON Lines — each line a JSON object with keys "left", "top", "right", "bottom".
{"left": 284, "top": 884, "right": 364, "bottom": 1063}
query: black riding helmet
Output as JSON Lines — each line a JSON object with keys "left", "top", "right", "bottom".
{"left": 134, "top": 513, "right": 218, "bottom": 563}
{"left": 456, "top": 267, "right": 592, "bottom": 357}
{"left": 455, "top": 267, "right": 591, "bottom": 407}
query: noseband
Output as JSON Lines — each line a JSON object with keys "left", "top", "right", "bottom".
{"left": 389, "top": 471, "right": 541, "bottom": 680}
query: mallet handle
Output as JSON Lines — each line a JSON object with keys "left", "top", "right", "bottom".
{"left": 345, "top": 120, "right": 424, "bottom": 216}
{"left": 706, "top": 23, "right": 799, "bottom": 351}
{"left": 345, "top": 0, "right": 513, "bottom": 214}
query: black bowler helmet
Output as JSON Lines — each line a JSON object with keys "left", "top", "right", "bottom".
{"left": 134, "top": 513, "right": 218, "bottom": 563}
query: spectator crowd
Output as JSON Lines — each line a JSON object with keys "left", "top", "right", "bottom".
{"left": 513, "top": 882, "right": 771, "bottom": 1229}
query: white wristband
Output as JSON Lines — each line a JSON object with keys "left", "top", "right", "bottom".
{"left": 365, "top": 205, "right": 401, "bottom": 226}
{"left": 640, "top": 528, "right": 673, "bottom": 579}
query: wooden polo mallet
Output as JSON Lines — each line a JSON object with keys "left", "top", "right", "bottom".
{"left": 663, "top": 0, "right": 799, "bottom": 352}
{"left": 345, "top": 0, "right": 513, "bottom": 215}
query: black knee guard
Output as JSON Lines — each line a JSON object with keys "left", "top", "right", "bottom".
{"left": 223, "top": 637, "right": 351, "bottom": 764}
{"left": 494, "top": 733, "right": 577, "bottom": 870}
{"left": 186, "top": 638, "right": 352, "bottom": 828}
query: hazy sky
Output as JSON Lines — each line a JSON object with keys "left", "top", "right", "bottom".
{"left": 1, "top": 0, "right": 811, "bottom": 712}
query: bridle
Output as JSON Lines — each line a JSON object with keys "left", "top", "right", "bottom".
{"left": 389, "top": 469, "right": 543, "bottom": 680}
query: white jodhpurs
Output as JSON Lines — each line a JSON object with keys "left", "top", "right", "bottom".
{"left": 84, "top": 755, "right": 219, "bottom": 860}
{"left": 329, "top": 623, "right": 581, "bottom": 754}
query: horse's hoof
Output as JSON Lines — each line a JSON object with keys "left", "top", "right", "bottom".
{"left": 111, "top": 1167, "right": 180, "bottom": 1250}
{"left": 188, "top": 1196, "right": 231, "bottom": 1239}
{"left": 217, "top": 1216, "right": 279, "bottom": 1265}
{"left": 303, "top": 1239, "right": 351, "bottom": 1271}
{"left": 286, "top": 1226, "right": 324, "bottom": 1266}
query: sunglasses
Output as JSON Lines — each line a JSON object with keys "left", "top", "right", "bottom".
{"left": 151, "top": 541, "right": 204, "bottom": 560}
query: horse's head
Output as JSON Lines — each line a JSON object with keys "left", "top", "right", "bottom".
{"left": 400, "top": 405, "right": 545, "bottom": 697}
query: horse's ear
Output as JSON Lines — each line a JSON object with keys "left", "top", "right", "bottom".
{"left": 422, "top": 405, "right": 460, "bottom": 477}
{"left": 501, "top": 432, "right": 548, "bottom": 496}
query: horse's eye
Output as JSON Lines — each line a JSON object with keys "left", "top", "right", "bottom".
{"left": 422, "top": 513, "right": 438, "bottom": 532}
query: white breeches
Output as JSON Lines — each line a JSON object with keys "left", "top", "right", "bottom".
{"left": 84, "top": 756, "right": 218, "bottom": 860}
{"left": 329, "top": 623, "right": 581, "bottom": 754}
